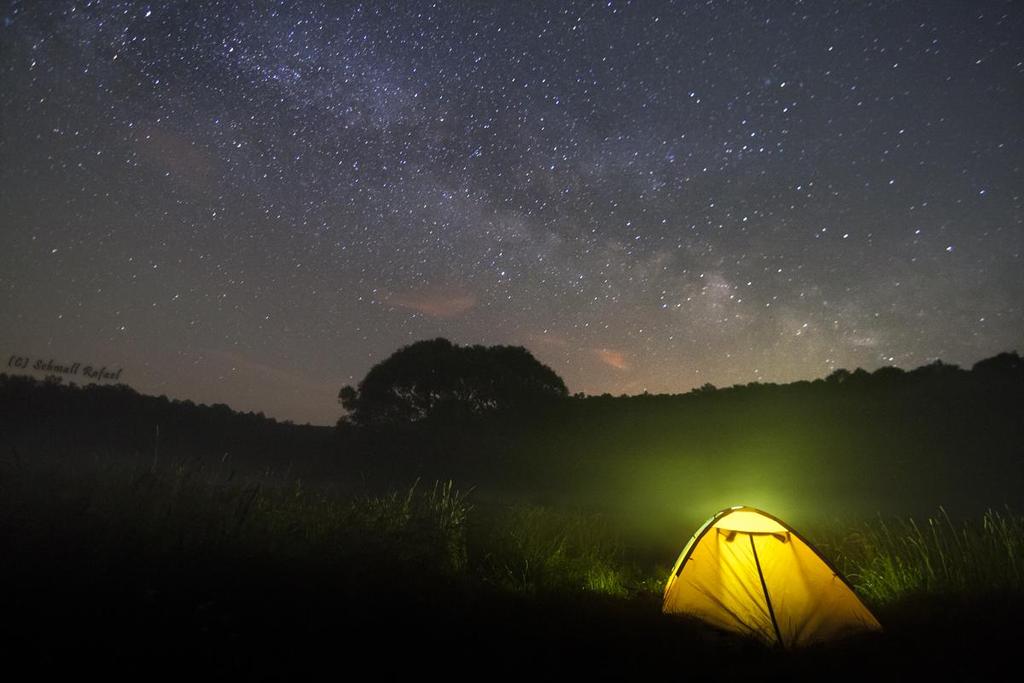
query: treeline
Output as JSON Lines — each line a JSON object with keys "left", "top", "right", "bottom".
{"left": 3, "top": 353, "right": 1022, "bottom": 524}
{"left": 337, "top": 353, "right": 1024, "bottom": 524}
{"left": 0, "top": 374, "right": 335, "bottom": 472}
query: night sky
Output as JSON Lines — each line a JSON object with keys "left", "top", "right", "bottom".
{"left": 1, "top": 1, "right": 1021, "bottom": 425}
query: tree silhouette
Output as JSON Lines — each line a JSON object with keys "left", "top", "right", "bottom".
{"left": 972, "top": 351, "right": 1023, "bottom": 379}
{"left": 338, "top": 338, "right": 568, "bottom": 426}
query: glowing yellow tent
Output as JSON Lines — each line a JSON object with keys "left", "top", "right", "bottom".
{"left": 663, "top": 506, "right": 881, "bottom": 647}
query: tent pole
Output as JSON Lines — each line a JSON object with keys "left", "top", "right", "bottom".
{"left": 749, "top": 534, "right": 784, "bottom": 648}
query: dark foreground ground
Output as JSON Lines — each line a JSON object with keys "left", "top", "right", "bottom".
{"left": 2, "top": 556, "right": 1019, "bottom": 682}
{"left": 2, "top": 368, "right": 1020, "bottom": 679}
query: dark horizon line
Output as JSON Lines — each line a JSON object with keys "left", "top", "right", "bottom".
{"left": 3, "top": 349, "right": 1019, "bottom": 428}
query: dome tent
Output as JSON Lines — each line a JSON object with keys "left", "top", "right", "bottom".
{"left": 663, "top": 506, "right": 881, "bottom": 648}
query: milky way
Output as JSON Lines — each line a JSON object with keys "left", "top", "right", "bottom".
{"left": 1, "top": 1, "right": 1021, "bottom": 424}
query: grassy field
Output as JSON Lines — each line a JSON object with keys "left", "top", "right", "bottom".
{"left": 2, "top": 453, "right": 1022, "bottom": 679}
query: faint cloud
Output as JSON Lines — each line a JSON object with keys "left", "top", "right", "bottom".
{"left": 135, "top": 126, "right": 218, "bottom": 188}
{"left": 203, "top": 349, "right": 324, "bottom": 391}
{"left": 848, "top": 335, "right": 880, "bottom": 348}
{"left": 522, "top": 331, "right": 571, "bottom": 349}
{"left": 595, "top": 348, "right": 630, "bottom": 371}
{"left": 390, "top": 287, "right": 477, "bottom": 318}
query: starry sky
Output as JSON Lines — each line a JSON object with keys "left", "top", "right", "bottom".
{"left": 1, "top": 1, "right": 1021, "bottom": 425}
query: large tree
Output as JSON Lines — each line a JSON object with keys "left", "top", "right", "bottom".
{"left": 338, "top": 338, "right": 568, "bottom": 426}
